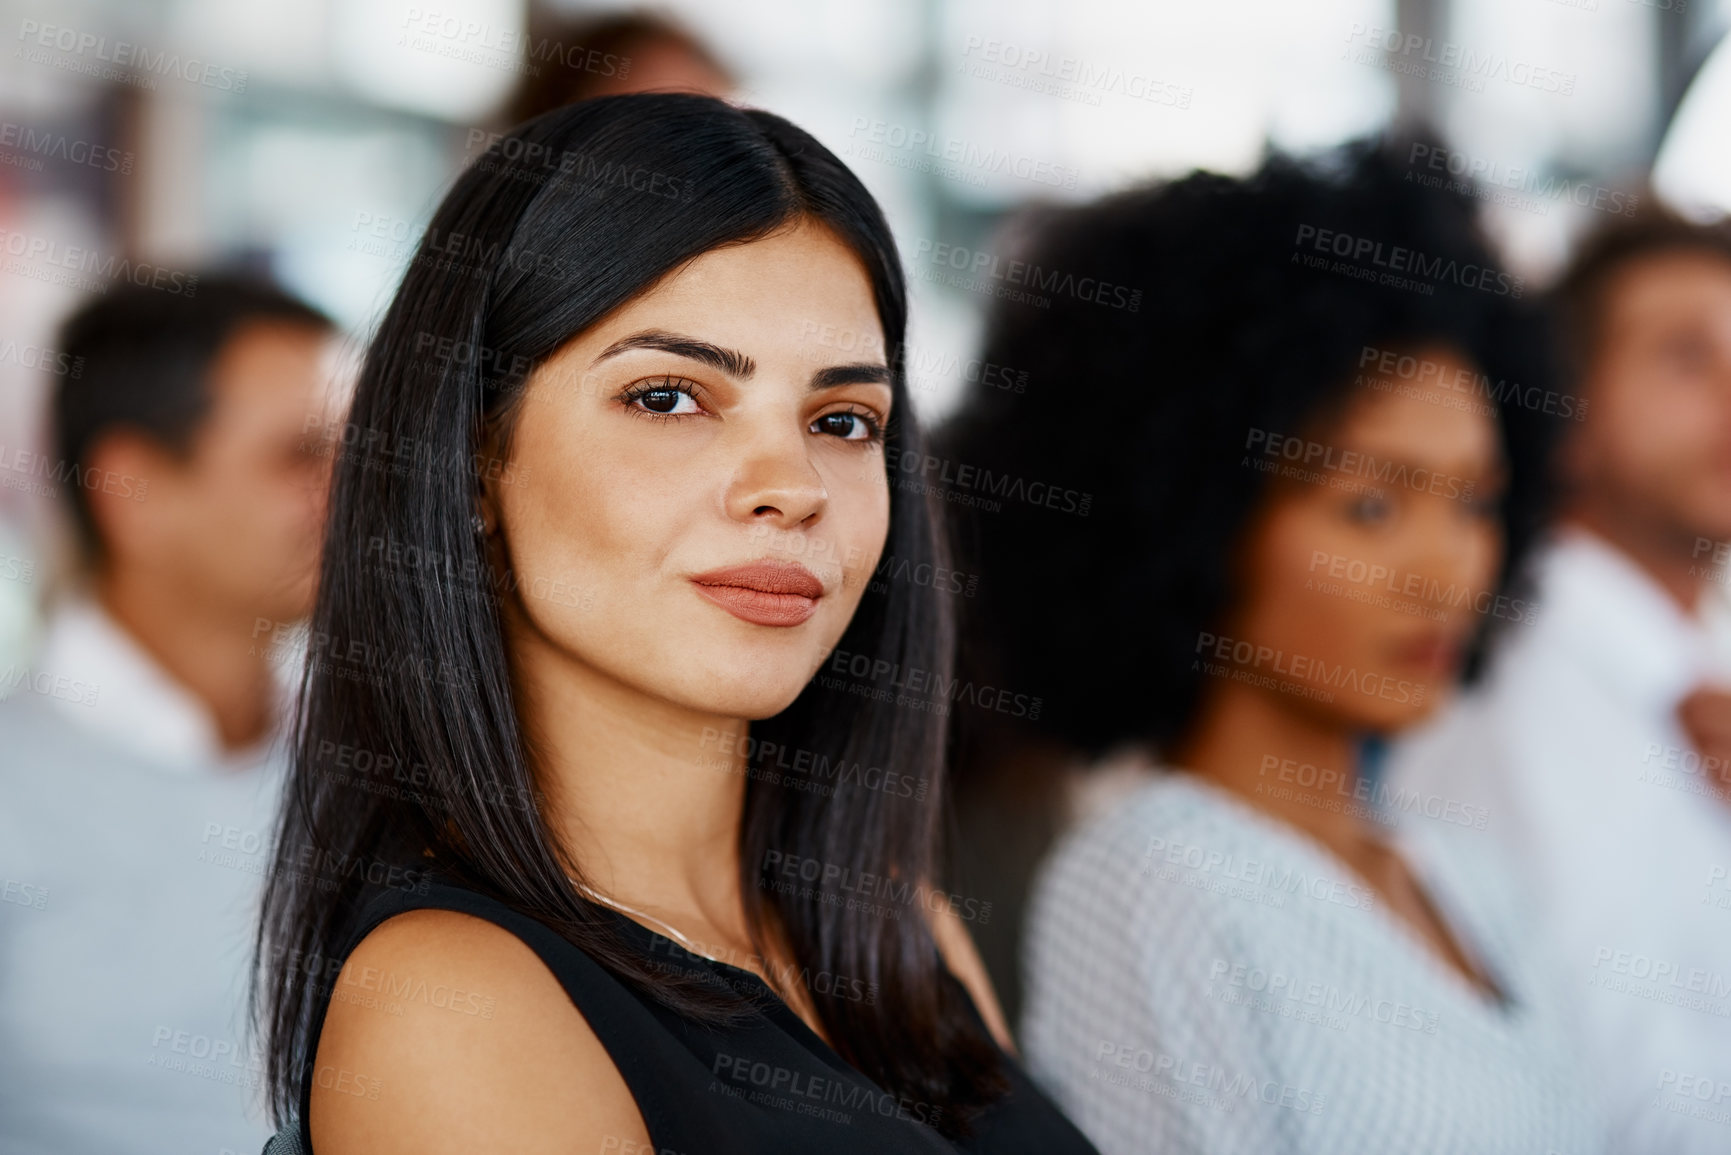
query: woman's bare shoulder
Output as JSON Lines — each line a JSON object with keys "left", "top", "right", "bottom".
{"left": 308, "top": 907, "right": 648, "bottom": 1155}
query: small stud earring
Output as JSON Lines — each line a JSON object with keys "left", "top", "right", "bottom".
{"left": 471, "top": 513, "right": 486, "bottom": 535}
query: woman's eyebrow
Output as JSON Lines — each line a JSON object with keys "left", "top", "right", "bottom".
{"left": 594, "top": 329, "right": 755, "bottom": 378}
{"left": 812, "top": 363, "right": 891, "bottom": 390}
{"left": 594, "top": 329, "right": 891, "bottom": 391}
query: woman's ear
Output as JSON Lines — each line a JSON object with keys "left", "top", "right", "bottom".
{"left": 475, "top": 419, "right": 509, "bottom": 537}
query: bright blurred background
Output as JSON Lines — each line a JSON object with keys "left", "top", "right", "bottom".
{"left": 3, "top": 0, "right": 1731, "bottom": 669}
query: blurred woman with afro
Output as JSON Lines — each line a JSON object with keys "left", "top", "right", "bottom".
{"left": 939, "top": 139, "right": 1607, "bottom": 1155}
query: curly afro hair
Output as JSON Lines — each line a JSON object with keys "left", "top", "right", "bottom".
{"left": 936, "top": 136, "right": 1562, "bottom": 762}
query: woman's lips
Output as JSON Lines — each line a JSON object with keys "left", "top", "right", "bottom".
{"left": 690, "top": 561, "right": 824, "bottom": 628}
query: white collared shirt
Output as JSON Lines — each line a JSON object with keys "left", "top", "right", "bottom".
{"left": 26, "top": 592, "right": 294, "bottom": 773}
{"left": 1388, "top": 529, "right": 1731, "bottom": 1154}
{"left": 0, "top": 593, "right": 296, "bottom": 1155}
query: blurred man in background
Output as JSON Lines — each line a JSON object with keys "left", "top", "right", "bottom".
{"left": 1389, "top": 206, "right": 1731, "bottom": 1154}
{"left": 0, "top": 275, "right": 337, "bottom": 1155}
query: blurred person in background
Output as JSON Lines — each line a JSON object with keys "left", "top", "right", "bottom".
{"left": 503, "top": 9, "right": 734, "bottom": 125}
{"left": 1388, "top": 207, "right": 1731, "bottom": 1153}
{"left": 941, "top": 141, "right": 1606, "bottom": 1154}
{"left": 0, "top": 275, "right": 337, "bottom": 1155}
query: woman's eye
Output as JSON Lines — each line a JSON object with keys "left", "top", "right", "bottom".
{"left": 812, "top": 410, "right": 882, "bottom": 441}
{"left": 1659, "top": 335, "right": 1711, "bottom": 375}
{"left": 1463, "top": 490, "right": 1504, "bottom": 520}
{"left": 626, "top": 380, "right": 702, "bottom": 416}
{"left": 1347, "top": 492, "right": 1393, "bottom": 525}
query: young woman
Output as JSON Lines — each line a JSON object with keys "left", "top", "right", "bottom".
{"left": 940, "top": 143, "right": 1607, "bottom": 1153}
{"left": 254, "top": 94, "right": 1098, "bottom": 1155}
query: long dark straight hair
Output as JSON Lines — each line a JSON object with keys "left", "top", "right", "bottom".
{"left": 255, "top": 93, "right": 1005, "bottom": 1135}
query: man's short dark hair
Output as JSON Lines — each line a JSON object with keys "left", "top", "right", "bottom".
{"left": 53, "top": 273, "right": 333, "bottom": 562}
{"left": 1551, "top": 202, "right": 1731, "bottom": 383}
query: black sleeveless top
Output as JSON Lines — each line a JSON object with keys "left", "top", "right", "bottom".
{"left": 289, "top": 879, "right": 1100, "bottom": 1155}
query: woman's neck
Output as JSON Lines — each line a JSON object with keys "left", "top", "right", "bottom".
{"left": 1170, "top": 681, "right": 1374, "bottom": 856}
{"left": 508, "top": 621, "right": 753, "bottom": 928}
{"left": 1172, "top": 683, "right": 1508, "bottom": 1003}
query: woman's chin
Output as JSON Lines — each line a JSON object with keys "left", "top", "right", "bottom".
{"left": 669, "top": 675, "right": 815, "bottom": 723}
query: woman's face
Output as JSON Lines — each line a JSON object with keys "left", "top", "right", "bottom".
{"left": 1220, "top": 347, "right": 1508, "bottom": 733}
{"left": 483, "top": 220, "right": 893, "bottom": 721}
